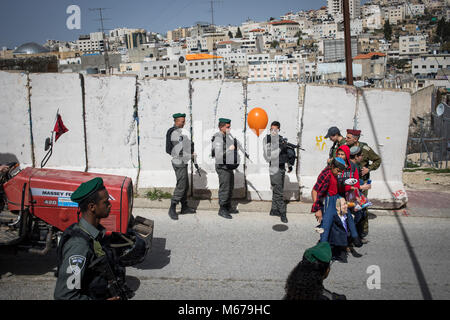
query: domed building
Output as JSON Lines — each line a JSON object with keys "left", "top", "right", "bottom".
{"left": 13, "top": 42, "right": 50, "bottom": 55}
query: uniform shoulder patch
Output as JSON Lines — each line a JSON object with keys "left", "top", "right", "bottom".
{"left": 363, "top": 145, "right": 371, "bottom": 151}
{"left": 68, "top": 255, "right": 86, "bottom": 274}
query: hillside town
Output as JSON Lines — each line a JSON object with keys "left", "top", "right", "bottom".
{"left": 1, "top": 0, "right": 449, "bottom": 91}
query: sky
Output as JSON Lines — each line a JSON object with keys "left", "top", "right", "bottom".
{"left": 0, "top": 0, "right": 327, "bottom": 49}
{"left": 0, "top": 0, "right": 368, "bottom": 49}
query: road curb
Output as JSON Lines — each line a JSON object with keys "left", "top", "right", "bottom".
{"left": 133, "top": 198, "right": 450, "bottom": 218}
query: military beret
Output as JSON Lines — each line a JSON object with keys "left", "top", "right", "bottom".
{"left": 172, "top": 113, "right": 186, "bottom": 119}
{"left": 70, "top": 177, "right": 105, "bottom": 204}
{"left": 350, "top": 146, "right": 362, "bottom": 155}
{"left": 218, "top": 118, "right": 231, "bottom": 124}
{"left": 347, "top": 129, "right": 361, "bottom": 136}
{"left": 304, "top": 242, "right": 332, "bottom": 263}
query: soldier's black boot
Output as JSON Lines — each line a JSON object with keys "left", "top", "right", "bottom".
{"left": 270, "top": 209, "right": 280, "bottom": 216}
{"left": 280, "top": 212, "right": 288, "bottom": 223}
{"left": 181, "top": 202, "right": 196, "bottom": 214}
{"left": 226, "top": 203, "right": 239, "bottom": 214}
{"left": 168, "top": 201, "right": 178, "bottom": 220}
{"left": 218, "top": 205, "right": 232, "bottom": 219}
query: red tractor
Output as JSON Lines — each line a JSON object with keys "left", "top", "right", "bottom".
{"left": 0, "top": 163, "right": 153, "bottom": 258}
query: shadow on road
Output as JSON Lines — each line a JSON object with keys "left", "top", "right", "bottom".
{"left": 361, "top": 89, "right": 433, "bottom": 300}
{"left": 134, "top": 237, "right": 171, "bottom": 270}
{"left": 0, "top": 248, "right": 57, "bottom": 277}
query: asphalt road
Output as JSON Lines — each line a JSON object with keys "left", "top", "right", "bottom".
{"left": 1, "top": 208, "right": 449, "bottom": 300}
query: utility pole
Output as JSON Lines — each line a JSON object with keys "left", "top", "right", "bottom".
{"left": 209, "top": 0, "right": 222, "bottom": 79}
{"left": 342, "top": 0, "right": 353, "bottom": 85}
{"left": 90, "top": 8, "right": 111, "bottom": 74}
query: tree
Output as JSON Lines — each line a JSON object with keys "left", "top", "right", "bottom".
{"left": 436, "top": 18, "right": 450, "bottom": 43}
{"left": 383, "top": 20, "right": 392, "bottom": 41}
{"left": 235, "top": 27, "right": 242, "bottom": 38}
{"left": 228, "top": 30, "right": 233, "bottom": 39}
{"left": 270, "top": 40, "right": 279, "bottom": 49}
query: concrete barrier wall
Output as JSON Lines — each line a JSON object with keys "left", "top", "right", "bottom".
{"left": 299, "top": 85, "right": 356, "bottom": 201}
{"left": 84, "top": 74, "right": 139, "bottom": 181}
{"left": 246, "top": 82, "right": 301, "bottom": 200}
{"left": 298, "top": 85, "right": 411, "bottom": 208}
{"left": 191, "top": 80, "right": 246, "bottom": 198}
{"left": 0, "top": 71, "right": 412, "bottom": 207}
{"left": 138, "top": 78, "right": 190, "bottom": 189}
{"left": 354, "top": 89, "right": 411, "bottom": 206}
{"left": 29, "top": 73, "right": 85, "bottom": 171}
{"left": 0, "top": 72, "right": 32, "bottom": 166}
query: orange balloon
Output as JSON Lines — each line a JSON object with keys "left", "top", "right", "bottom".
{"left": 247, "top": 107, "right": 268, "bottom": 137}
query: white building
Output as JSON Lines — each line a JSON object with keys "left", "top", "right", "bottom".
{"left": 268, "top": 20, "right": 300, "bottom": 40}
{"left": 404, "top": 3, "right": 425, "bottom": 17}
{"left": 327, "top": 0, "right": 361, "bottom": 20}
{"left": 313, "top": 21, "right": 339, "bottom": 39}
{"left": 363, "top": 5, "right": 383, "bottom": 30}
{"left": 185, "top": 53, "right": 225, "bottom": 79}
{"left": 399, "top": 35, "right": 427, "bottom": 56}
{"left": 120, "top": 59, "right": 182, "bottom": 78}
{"left": 412, "top": 54, "right": 450, "bottom": 76}
{"left": 386, "top": 6, "right": 405, "bottom": 25}
{"left": 76, "top": 33, "right": 105, "bottom": 54}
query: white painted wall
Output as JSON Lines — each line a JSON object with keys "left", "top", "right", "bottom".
{"left": 246, "top": 82, "right": 301, "bottom": 201}
{"left": 29, "top": 73, "right": 85, "bottom": 171}
{"left": 84, "top": 74, "right": 139, "bottom": 181}
{"left": 138, "top": 78, "right": 190, "bottom": 189}
{"left": 0, "top": 72, "right": 32, "bottom": 167}
{"left": 0, "top": 71, "right": 412, "bottom": 208}
{"left": 191, "top": 80, "right": 246, "bottom": 198}
{"left": 299, "top": 85, "right": 356, "bottom": 202}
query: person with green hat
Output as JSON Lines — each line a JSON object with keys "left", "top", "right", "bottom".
{"left": 211, "top": 117, "right": 242, "bottom": 219}
{"left": 283, "top": 242, "right": 346, "bottom": 300}
{"left": 54, "top": 177, "right": 129, "bottom": 300}
{"left": 166, "top": 113, "right": 196, "bottom": 220}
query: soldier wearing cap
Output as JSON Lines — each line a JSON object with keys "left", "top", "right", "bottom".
{"left": 166, "top": 113, "right": 196, "bottom": 220}
{"left": 346, "top": 129, "right": 381, "bottom": 238}
{"left": 263, "top": 121, "right": 289, "bottom": 223}
{"left": 284, "top": 242, "right": 346, "bottom": 300}
{"left": 54, "top": 178, "right": 124, "bottom": 300}
{"left": 325, "top": 126, "right": 346, "bottom": 163}
{"left": 211, "top": 118, "right": 242, "bottom": 219}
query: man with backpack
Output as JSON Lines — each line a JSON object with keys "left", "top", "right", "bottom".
{"left": 211, "top": 118, "right": 242, "bottom": 219}
{"left": 165, "top": 113, "right": 196, "bottom": 220}
{"left": 263, "top": 121, "right": 294, "bottom": 223}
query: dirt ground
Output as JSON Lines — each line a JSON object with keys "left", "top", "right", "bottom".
{"left": 403, "top": 170, "right": 450, "bottom": 192}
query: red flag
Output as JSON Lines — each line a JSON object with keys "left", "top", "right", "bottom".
{"left": 53, "top": 114, "right": 69, "bottom": 142}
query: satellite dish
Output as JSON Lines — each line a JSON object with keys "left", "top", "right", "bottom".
{"left": 178, "top": 56, "right": 185, "bottom": 64}
{"left": 436, "top": 103, "right": 446, "bottom": 117}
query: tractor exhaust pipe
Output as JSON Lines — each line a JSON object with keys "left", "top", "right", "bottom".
{"left": 28, "top": 228, "right": 53, "bottom": 255}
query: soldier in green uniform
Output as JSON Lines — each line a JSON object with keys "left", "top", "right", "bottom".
{"left": 325, "top": 126, "right": 346, "bottom": 164}
{"left": 54, "top": 177, "right": 125, "bottom": 300}
{"left": 263, "top": 121, "right": 289, "bottom": 223}
{"left": 346, "top": 129, "right": 381, "bottom": 238}
{"left": 166, "top": 113, "right": 196, "bottom": 220}
{"left": 211, "top": 118, "right": 241, "bottom": 219}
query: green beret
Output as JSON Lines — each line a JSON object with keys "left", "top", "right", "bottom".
{"left": 304, "top": 242, "right": 332, "bottom": 263}
{"left": 218, "top": 118, "right": 231, "bottom": 124}
{"left": 70, "top": 177, "right": 105, "bottom": 204}
{"left": 172, "top": 113, "right": 186, "bottom": 119}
